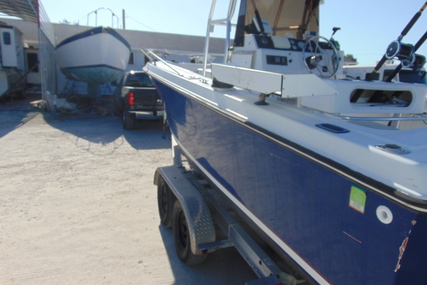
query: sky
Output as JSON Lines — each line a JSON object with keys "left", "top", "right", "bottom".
{"left": 12, "top": 0, "right": 427, "bottom": 65}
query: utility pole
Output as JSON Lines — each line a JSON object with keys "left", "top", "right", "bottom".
{"left": 122, "top": 9, "right": 126, "bottom": 30}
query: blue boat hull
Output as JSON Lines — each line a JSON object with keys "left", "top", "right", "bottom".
{"left": 153, "top": 78, "right": 427, "bottom": 284}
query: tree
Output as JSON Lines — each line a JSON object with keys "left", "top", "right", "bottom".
{"left": 345, "top": 54, "right": 357, "bottom": 62}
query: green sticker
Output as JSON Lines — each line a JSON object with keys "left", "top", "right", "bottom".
{"left": 349, "top": 186, "right": 367, "bottom": 213}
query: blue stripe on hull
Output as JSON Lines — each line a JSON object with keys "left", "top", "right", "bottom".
{"left": 153, "top": 79, "right": 427, "bottom": 284}
{"left": 55, "top": 26, "right": 131, "bottom": 50}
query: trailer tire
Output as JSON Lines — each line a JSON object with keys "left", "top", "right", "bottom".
{"left": 173, "top": 200, "right": 208, "bottom": 265}
{"left": 157, "top": 177, "right": 175, "bottom": 228}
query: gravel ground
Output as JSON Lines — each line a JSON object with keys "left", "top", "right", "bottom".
{"left": 0, "top": 97, "right": 257, "bottom": 285}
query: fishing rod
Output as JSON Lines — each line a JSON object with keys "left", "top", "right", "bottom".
{"left": 250, "top": 0, "right": 265, "bottom": 34}
{"left": 385, "top": 31, "right": 427, "bottom": 82}
{"left": 297, "top": 0, "right": 320, "bottom": 39}
{"left": 367, "top": 1, "right": 427, "bottom": 81}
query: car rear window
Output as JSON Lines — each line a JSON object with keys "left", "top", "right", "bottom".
{"left": 124, "top": 73, "right": 154, "bottom": 87}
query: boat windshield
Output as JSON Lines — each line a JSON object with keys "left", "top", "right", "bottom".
{"left": 234, "top": 0, "right": 320, "bottom": 46}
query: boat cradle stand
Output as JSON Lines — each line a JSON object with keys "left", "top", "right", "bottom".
{"left": 153, "top": 149, "right": 298, "bottom": 284}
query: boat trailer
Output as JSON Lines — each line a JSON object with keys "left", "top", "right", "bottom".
{"left": 153, "top": 141, "right": 306, "bottom": 285}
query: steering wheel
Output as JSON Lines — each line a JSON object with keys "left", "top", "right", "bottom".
{"left": 302, "top": 36, "right": 340, "bottom": 78}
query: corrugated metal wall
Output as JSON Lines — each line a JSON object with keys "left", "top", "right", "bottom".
{"left": 37, "top": 0, "right": 56, "bottom": 111}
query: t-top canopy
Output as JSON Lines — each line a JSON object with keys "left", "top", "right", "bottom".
{"left": 234, "top": 0, "right": 321, "bottom": 46}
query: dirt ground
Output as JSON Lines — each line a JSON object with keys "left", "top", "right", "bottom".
{"left": 0, "top": 96, "right": 257, "bottom": 284}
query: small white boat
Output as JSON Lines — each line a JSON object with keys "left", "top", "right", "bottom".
{"left": 55, "top": 26, "right": 131, "bottom": 84}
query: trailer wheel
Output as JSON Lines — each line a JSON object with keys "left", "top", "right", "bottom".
{"left": 173, "top": 200, "right": 208, "bottom": 265}
{"left": 157, "top": 177, "right": 175, "bottom": 228}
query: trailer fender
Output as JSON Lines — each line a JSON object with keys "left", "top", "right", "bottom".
{"left": 154, "top": 166, "right": 216, "bottom": 255}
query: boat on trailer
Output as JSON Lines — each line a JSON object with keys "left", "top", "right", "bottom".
{"left": 55, "top": 26, "right": 131, "bottom": 84}
{"left": 145, "top": 0, "right": 427, "bottom": 283}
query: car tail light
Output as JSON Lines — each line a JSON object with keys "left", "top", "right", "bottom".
{"left": 127, "top": 92, "right": 135, "bottom": 105}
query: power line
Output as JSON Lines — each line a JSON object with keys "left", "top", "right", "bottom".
{"left": 125, "top": 15, "right": 157, "bottom": 32}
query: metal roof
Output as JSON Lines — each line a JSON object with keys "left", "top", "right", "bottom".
{"left": 0, "top": 0, "right": 38, "bottom": 23}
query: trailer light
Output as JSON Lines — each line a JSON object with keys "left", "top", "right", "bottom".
{"left": 128, "top": 92, "right": 135, "bottom": 105}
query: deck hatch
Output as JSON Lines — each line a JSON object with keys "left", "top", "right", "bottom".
{"left": 315, "top": 123, "right": 349, "bottom": 133}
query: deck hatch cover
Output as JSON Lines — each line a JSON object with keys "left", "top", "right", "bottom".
{"left": 315, "top": 123, "right": 350, "bottom": 133}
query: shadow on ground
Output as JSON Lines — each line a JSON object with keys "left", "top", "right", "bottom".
{"left": 158, "top": 225, "right": 257, "bottom": 284}
{"left": 43, "top": 112, "right": 170, "bottom": 150}
{"left": 0, "top": 94, "right": 42, "bottom": 138}
{"left": 0, "top": 95, "right": 170, "bottom": 151}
